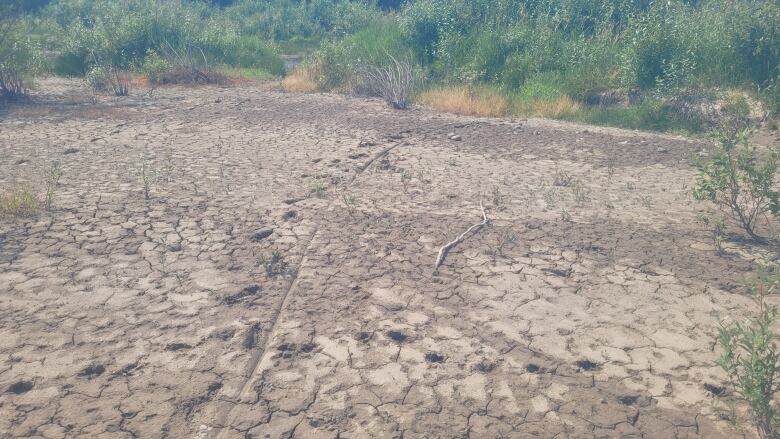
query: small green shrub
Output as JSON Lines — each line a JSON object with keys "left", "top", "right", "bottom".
{"left": 719, "top": 264, "right": 780, "bottom": 439}
{"left": 0, "top": 24, "right": 43, "bottom": 99}
{"left": 693, "top": 130, "right": 780, "bottom": 240}
{"left": 139, "top": 49, "right": 171, "bottom": 85}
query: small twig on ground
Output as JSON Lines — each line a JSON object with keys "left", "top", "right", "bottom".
{"left": 434, "top": 200, "right": 489, "bottom": 274}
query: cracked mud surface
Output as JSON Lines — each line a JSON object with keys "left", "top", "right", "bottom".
{"left": 0, "top": 78, "right": 770, "bottom": 438}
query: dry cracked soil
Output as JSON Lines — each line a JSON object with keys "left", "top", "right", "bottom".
{"left": 1, "top": 78, "right": 777, "bottom": 438}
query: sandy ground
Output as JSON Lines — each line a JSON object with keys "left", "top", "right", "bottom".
{"left": 0, "top": 78, "right": 776, "bottom": 438}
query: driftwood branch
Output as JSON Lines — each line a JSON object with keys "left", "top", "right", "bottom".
{"left": 434, "top": 200, "right": 489, "bottom": 274}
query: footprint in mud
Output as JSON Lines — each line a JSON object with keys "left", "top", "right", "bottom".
{"left": 7, "top": 380, "right": 33, "bottom": 394}
{"left": 78, "top": 364, "right": 105, "bottom": 379}
{"left": 387, "top": 330, "right": 408, "bottom": 344}
{"left": 165, "top": 342, "right": 193, "bottom": 352}
{"left": 619, "top": 395, "right": 639, "bottom": 406}
{"left": 575, "top": 359, "right": 600, "bottom": 371}
{"left": 354, "top": 331, "right": 372, "bottom": 344}
{"left": 525, "top": 363, "right": 541, "bottom": 373}
{"left": 476, "top": 359, "right": 498, "bottom": 373}
{"left": 277, "top": 342, "right": 297, "bottom": 359}
{"left": 251, "top": 229, "right": 273, "bottom": 242}
{"left": 224, "top": 285, "right": 261, "bottom": 305}
{"left": 425, "top": 352, "right": 445, "bottom": 363}
{"left": 243, "top": 324, "right": 261, "bottom": 350}
{"left": 703, "top": 383, "right": 726, "bottom": 397}
{"left": 300, "top": 342, "right": 318, "bottom": 353}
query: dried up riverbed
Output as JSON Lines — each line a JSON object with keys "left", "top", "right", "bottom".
{"left": 0, "top": 78, "right": 773, "bottom": 438}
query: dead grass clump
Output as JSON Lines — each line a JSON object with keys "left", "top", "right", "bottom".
{"left": 281, "top": 67, "right": 318, "bottom": 93}
{"left": 0, "top": 187, "right": 38, "bottom": 216}
{"left": 516, "top": 96, "right": 581, "bottom": 118}
{"left": 416, "top": 86, "right": 509, "bottom": 117}
{"left": 358, "top": 55, "right": 415, "bottom": 109}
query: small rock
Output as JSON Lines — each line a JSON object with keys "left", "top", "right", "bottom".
{"left": 698, "top": 150, "right": 709, "bottom": 157}
{"left": 450, "top": 134, "right": 462, "bottom": 141}
{"left": 656, "top": 147, "right": 669, "bottom": 153}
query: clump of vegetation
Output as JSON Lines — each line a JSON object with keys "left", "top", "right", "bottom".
{"left": 259, "top": 250, "right": 292, "bottom": 278}
{"left": 137, "top": 155, "right": 156, "bottom": 200}
{"left": 693, "top": 129, "right": 779, "bottom": 240}
{"left": 0, "top": 3, "right": 43, "bottom": 100}
{"left": 719, "top": 264, "right": 780, "bottom": 439}
{"left": 281, "top": 66, "right": 318, "bottom": 93}
{"left": 0, "top": 187, "right": 39, "bottom": 216}
{"left": 417, "top": 86, "right": 509, "bottom": 118}
{"left": 358, "top": 54, "right": 415, "bottom": 109}
{"left": 5, "top": 0, "right": 780, "bottom": 133}
{"left": 308, "top": 175, "right": 327, "bottom": 198}
{"left": 44, "top": 160, "right": 62, "bottom": 210}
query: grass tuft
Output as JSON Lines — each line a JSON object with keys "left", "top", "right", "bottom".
{"left": 0, "top": 187, "right": 39, "bottom": 216}
{"left": 281, "top": 68, "right": 319, "bottom": 93}
{"left": 416, "top": 86, "right": 509, "bottom": 117}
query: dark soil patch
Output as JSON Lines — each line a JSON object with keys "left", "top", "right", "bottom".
{"left": 165, "top": 343, "right": 193, "bottom": 352}
{"left": 7, "top": 380, "right": 33, "bottom": 394}
{"left": 425, "top": 352, "right": 445, "bottom": 363}
{"left": 387, "top": 330, "right": 408, "bottom": 344}
{"left": 78, "top": 364, "right": 106, "bottom": 379}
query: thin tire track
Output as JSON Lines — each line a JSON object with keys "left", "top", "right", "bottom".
{"left": 212, "top": 139, "right": 405, "bottom": 437}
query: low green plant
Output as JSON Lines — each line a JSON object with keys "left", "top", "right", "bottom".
{"left": 139, "top": 49, "right": 171, "bottom": 86}
{"left": 719, "top": 264, "right": 780, "bottom": 439}
{"left": 0, "top": 22, "right": 43, "bottom": 99}
{"left": 341, "top": 191, "right": 357, "bottom": 215}
{"left": 138, "top": 155, "right": 156, "bottom": 200}
{"left": 308, "top": 175, "right": 327, "bottom": 198}
{"left": 399, "top": 169, "right": 412, "bottom": 193}
{"left": 693, "top": 130, "right": 780, "bottom": 240}
{"left": 259, "top": 250, "right": 291, "bottom": 278}
{"left": 44, "top": 160, "right": 62, "bottom": 210}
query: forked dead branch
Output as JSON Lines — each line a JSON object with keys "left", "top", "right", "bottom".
{"left": 434, "top": 200, "right": 489, "bottom": 274}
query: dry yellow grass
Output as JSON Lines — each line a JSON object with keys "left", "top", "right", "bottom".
{"left": 0, "top": 187, "right": 38, "bottom": 216}
{"left": 416, "top": 86, "right": 510, "bottom": 117}
{"left": 516, "top": 96, "right": 581, "bottom": 118}
{"left": 281, "top": 67, "right": 318, "bottom": 93}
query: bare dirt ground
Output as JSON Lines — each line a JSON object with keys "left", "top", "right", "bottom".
{"left": 1, "top": 78, "right": 777, "bottom": 438}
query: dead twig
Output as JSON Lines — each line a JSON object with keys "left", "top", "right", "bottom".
{"left": 434, "top": 200, "right": 489, "bottom": 274}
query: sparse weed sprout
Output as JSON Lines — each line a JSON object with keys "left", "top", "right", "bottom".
{"left": 138, "top": 155, "right": 156, "bottom": 200}
{"left": 45, "top": 160, "right": 62, "bottom": 210}
{"left": 341, "top": 192, "right": 357, "bottom": 215}
{"left": 309, "top": 175, "right": 327, "bottom": 198}
{"left": 571, "top": 180, "right": 590, "bottom": 207}
{"left": 259, "top": 250, "right": 292, "bottom": 278}
{"left": 719, "top": 264, "right": 780, "bottom": 439}
{"left": 693, "top": 130, "right": 779, "bottom": 240}
{"left": 553, "top": 169, "right": 574, "bottom": 187}
{"left": 399, "top": 169, "right": 412, "bottom": 193}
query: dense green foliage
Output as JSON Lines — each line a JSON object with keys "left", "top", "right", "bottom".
{"left": 719, "top": 265, "right": 780, "bottom": 439}
{"left": 693, "top": 128, "right": 780, "bottom": 239}
{"left": 3, "top": 0, "right": 779, "bottom": 130}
